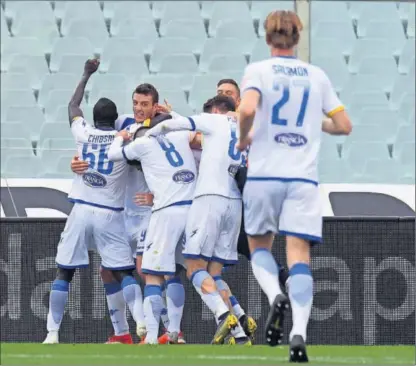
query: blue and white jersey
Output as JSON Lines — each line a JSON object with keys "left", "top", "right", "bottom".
{"left": 109, "top": 131, "right": 196, "bottom": 212}
{"left": 68, "top": 117, "right": 128, "bottom": 211}
{"left": 241, "top": 56, "right": 344, "bottom": 184}
{"left": 147, "top": 114, "right": 248, "bottom": 199}
{"left": 115, "top": 114, "right": 151, "bottom": 215}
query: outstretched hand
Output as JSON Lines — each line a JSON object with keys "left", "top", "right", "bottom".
{"left": 84, "top": 58, "right": 100, "bottom": 76}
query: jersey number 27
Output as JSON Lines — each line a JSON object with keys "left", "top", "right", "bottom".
{"left": 272, "top": 79, "right": 310, "bottom": 127}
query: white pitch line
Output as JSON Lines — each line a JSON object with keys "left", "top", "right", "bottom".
{"left": 2, "top": 353, "right": 400, "bottom": 364}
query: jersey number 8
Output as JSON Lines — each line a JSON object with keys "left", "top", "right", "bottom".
{"left": 82, "top": 143, "right": 114, "bottom": 175}
{"left": 157, "top": 137, "right": 184, "bottom": 167}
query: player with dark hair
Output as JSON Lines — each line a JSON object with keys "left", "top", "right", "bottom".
{"left": 217, "top": 79, "right": 241, "bottom": 108}
{"left": 43, "top": 59, "right": 144, "bottom": 345}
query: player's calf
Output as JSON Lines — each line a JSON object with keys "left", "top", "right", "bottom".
{"left": 43, "top": 268, "right": 76, "bottom": 344}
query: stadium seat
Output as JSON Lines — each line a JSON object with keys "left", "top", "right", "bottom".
{"left": 398, "top": 3, "right": 414, "bottom": 21}
{"left": 351, "top": 56, "right": 398, "bottom": 91}
{"left": 4, "top": 1, "right": 55, "bottom": 22}
{"left": 313, "top": 55, "right": 349, "bottom": 92}
{"left": 343, "top": 141, "right": 391, "bottom": 173}
{"left": 140, "top": 74, "right": 184, "bottom": 92}
{"left": 395, "top": 142, "right": 415, "bottom": 180}
{"left": 342, "top": 91, "right": 388, "bottom": 118}
{"left": 408, "top": 5, "right": 415, "bottom": 38}
{"left": 320, "top": 135, "right": 341, "bottom": 158}
{"left": 311, "top": 21, "right": 356, "bottom": 55}
{"left": 310, "top": 38, "right": 349, "bottom": 59}
{"left": 100, "top": 38, "right": 147, "bottom": 70}
{"left": 103, "top": 55, "right": 148, "bottom": 79}
{"left": 11, "top": 19, "right": 59, "bottom": 51}
{"left": 89, "top": 90, "right": 129, "bottom": 111}
{"left": 53, "top": 54, "right": 92, "bottom": 74}
{"left": 357, "top": 21, "right": 406, "bottom": 55}
{"left": 150, "top": 37, "right": 195, "bottom": 73}
{"left": 89, "top": 74, "right": 128, "bottom": 98}
{"left": 2, "top": 37, "right": 46, "bottom": 66}
{"left": 1, "top": 122, "right": 31, "bottom": 142}
{"left": 398, "top": 39, "right": 415, "bottom": 74}
{"left": 158, "top": 54, "right": 198, "bottom": 75}
{"left": 1, "top": 72, "right": 40, "bottom": 91}
{"left": 207, "top": 2, "right": 252, "bottom": 35}
{"left": 348, "top": 39, "right": 393, "bottom": 72}
{"left": 199, "top": 38, "right": 246, "bottom": 73}
{"left": 188, "top": 89, "right": 214, "bottom": 113}
{"left": 399, "top": 93, "right": 415, "bottom": 121}
{"left": 49, "top": 37, "right": 94, "bottom": 73}
{"left": 250, "top": 38, "right": 269, "bottom": 62}
{"left": 4, "top": 155, "right": 44, "bottom": 178}
{"left": 1, "top": 89, "right": 37, "bottom": 109}
{"left": 389, "top": 75, "right": 414, "bottom": 110}
{"left": 200, "top": 1, "right": 215, "bottom": 19}
{"left": 395, "top": 124, "right": 415, "bottom": 145}
{"left": 349, "top": 2, "right": 398, "bottom": 22}
{"left": 5, "top": 106, "right": 45, "bottom": 140}
{"left": 38, "top": 73, "right": 81, "bottom": 106}
{"left": 207, "top": 54, "right": 247, "bottom": 73}
{"left": 40, "top": 148, "right": 76, "bottom": 173}
{"left": 318, "top": 158, "right": 355, "bottom": 184}
{"left": 154, "top": 1, "right": 201, "bottom": 22}
{"left": 190, "top": 73, "right": 227, "bottom": 95}
{"left": 158, "top": 90, "right": 194, "bottom": 116}
{"left": 358, "top": 107, "right": 403, "bottom": 134}
{"left": 38, "top": 122, "right": 75, "bottom": 146}
{"left": 362, "top": 159, "right": 401, "bottom": 184}
{"left": 6, "top": 55, "right": 49, "bottom": 86}
{"left": 57, "top": 1, "right": 104, "bottom": 24}
{"left": 39, "top": 138, "right": 75, "bottom": 153}
{"left": 104, "top": 1, "right": 153, "bottom": 25}
{"left": 310, "top": 1, "right": 350, "bottom": 23}
{"left": 61, "top": 19, "right": 109, "bottom": 53}
{"left": 42, "top": 153, "right": 75, "bottom": 178}
{"left": 48, "top": 105, "right": 93, "bottom": 124}
{"left": 210, "top": 20, "right": 257, "bottom": 53}
{"left": 0, "top": 137, "right": 33, "bottom": 157}
{"left": 159, "top": 20, "right": 206, "bottom": 54}
{"left": 342, "top": 124, "right": 396, "bottom": 152}
{"left": 1, "top": 7, "right": 9, "bottom": 39}
{"left": 251, "top": 1, "right": 295, "bottom": 22}
{"left": 41, "top": 89, "right": 75, "bottom": 116}
{"left": 109, "top": 20, "right": 157, "bottom": 54}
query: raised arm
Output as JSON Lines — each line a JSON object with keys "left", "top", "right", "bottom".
{"left": 68, "top": 59, "right": 99, "bottom": 125}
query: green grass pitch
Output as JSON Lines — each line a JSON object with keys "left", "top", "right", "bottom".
{"left": 1, "top": 344, "right": 414, "bottom": 365}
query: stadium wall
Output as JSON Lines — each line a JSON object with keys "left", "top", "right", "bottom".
{"left": 0, "top": 217, "right": 414, "bottom": 345}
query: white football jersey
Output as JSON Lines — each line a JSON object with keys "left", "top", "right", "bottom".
{"left": 147, "top": 114, "right": 247, "bottom": 199}
{"left": 110, "top": 131, "right": 197, "bottom": 211}
{"left": 68, "top": 117, "right": 129, "bottom": 211}
{"left": 115, "top": 114, "right": 151, "bottom": 215}
{"left": 241, "top": 56, "right": 344, "bottom": 184}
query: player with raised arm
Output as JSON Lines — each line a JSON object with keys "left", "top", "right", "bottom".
{"left": 108, "top": 123, "right": 197, "bottom": 345}
{"left": 237, "top": 11, "right": 352, "bottom": 362}
{"left": 69, "top": 85, "right": 187, "bottom": 344}
{"left": 43, "top": 59, "right": 144, "bottom": 345}
{"left": 146, "top": 95, "right": 253, "bottom": 345}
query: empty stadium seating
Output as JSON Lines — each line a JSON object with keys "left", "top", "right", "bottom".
{"left": 0, "top": 0, "right": 414, "bottom": 184}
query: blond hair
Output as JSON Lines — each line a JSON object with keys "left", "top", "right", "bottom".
{"left": 264, "top": 10, "right": 303, "bottom": 50}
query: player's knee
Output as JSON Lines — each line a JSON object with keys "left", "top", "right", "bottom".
{"left": 99, "top": 266, "right": 115, "bottom": 283}
{"left": 111, "top": 269, "right": 134, "bottom": 283}
{"left": 56, "top": 267, "right": 75, "bottom": 283}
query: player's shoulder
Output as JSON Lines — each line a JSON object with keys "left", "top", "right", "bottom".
{"left": 301, "top": 60, "right": 328, "bottom": 81}
{"left": 115, "top": 114, "right": 135, "bottom": 131}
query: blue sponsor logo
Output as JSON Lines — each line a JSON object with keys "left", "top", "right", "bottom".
{"left": 172, "top": 170, "right": 195, "bottom": 184}
{"left": 274, "top": 133, "right": 308, "bottom": 147}
{"left": 83, "top": 172, "right": 107, "bottom": 187}
{"left": 228, "top": 164, "right": 239, "bottom": 177}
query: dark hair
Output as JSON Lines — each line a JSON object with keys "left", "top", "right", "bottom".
{"left": 93, "top": 97, "right": 118, "bottom": 129}
{"left": 204, "top": 95, "right": 236, "bottom": 113}
{"left": 217, "top": 79, "right": 240, "bottom": 96}
{"left": 132, "top": 83, "right": 159, "bottom": 104}
{"left": 203, "top": 97, "right": 215, "bottom": 113}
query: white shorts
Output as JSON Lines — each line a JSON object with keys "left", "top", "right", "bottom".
{"left": 141, "top": 205, "right": 189, "bottom": 276}
{"left": 56, "top": 203, "right": 135, "bottom": 270}
{"left": 183, "top": 195, "right": 242, "bottom": 265}
{"left": 124, "top": 211, "right": 151, "bottom": 256}
{"left": 243, "top": 180, "right": 322, "bottom": 244}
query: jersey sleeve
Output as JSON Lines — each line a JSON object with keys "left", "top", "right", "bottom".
{"left": 122, "top": 137, "right": 148, "bottom": 161}
{"left": 70, "top": 116, "right": 88, "bottom": 141}
{"left": 241, "top": 63, "right": 262, "bottom": 96}
{"left": 321, "top": 71, "right": 345, "bottom": 117}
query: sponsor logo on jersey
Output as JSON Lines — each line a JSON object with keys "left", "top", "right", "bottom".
{"left": 228, "top": 164, "right": 240, "bottom": 177}
{"left": 172, "top": 170, "right": 195, "bottom": 184}
{"left": 274, "top": 133, "right": 308, "bottom": 147}
{"left": 82, "top": 172, "right": 107, "bottom": 188}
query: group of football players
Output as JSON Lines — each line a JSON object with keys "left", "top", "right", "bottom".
{"left": 42, "top": 10, "right": 352, "bottom": 364}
